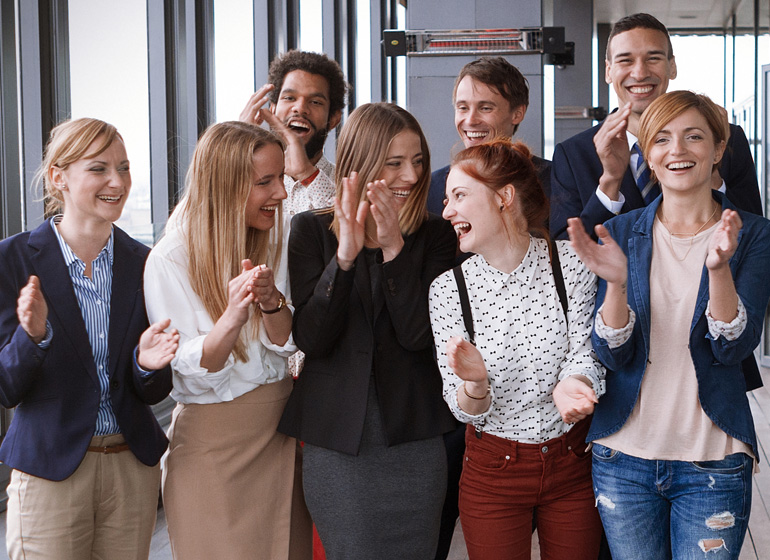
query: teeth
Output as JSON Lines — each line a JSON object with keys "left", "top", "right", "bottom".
{"left": 667, "top": 162, "right": 695, "bottom": 170}
{"left": 392, "top": 189, "right": 410, "bottom": 199}
{"left": 453, "top": 222, "right": 471, "bottom": 236}
{"left": 465, "top": 131, "right": 488, "bottom": 139}
{"left": 260, "top": 205, "right": 277, "bottom": 211}
{"left": 97, "top": 195, "right": 121, "bottom": 202}
{"left": 629, "top": 85, "right": 653, "bottom": 94}
{"left": 288, "top": 119, "right": 310, "bottom": 131}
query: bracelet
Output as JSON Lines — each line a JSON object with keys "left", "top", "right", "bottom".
{"left": 259, "top": 293, "right": 286, "bottom": 315}
{"left": 463, "top": 382, "right": 490, "bottom": 400}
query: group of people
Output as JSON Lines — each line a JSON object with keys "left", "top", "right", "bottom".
{"left": 0, "top": 11, "right": 768, "bottom": 560}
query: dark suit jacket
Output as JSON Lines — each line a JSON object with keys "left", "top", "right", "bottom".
{"left": 549, "top": 122, "right": 762, "bottom": 241}
{"left": 428, "top": 156, "right": 553, "bottom": 216}
{"left": 550, "top": 122, "right": 764, "bottom": 391}
{"left": 278, "top": 211, "right": 458, "bottom": 455}
{"left": 0, "top": 220, "right": 172, "bottom": 481}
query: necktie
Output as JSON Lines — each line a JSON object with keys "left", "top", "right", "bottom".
{"left": 632, "top": 143, "right": 660, "bottom": 205}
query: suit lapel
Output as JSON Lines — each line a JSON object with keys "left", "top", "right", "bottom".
{"left": 108, "top": 229, "right": 143, "bottom": 378}
{"left": 28, "top": 222, "right": 99, "bottom": 386}
{"left": 620, "top": 168, "right": 646, "bottom": 211}
{"left": 353, "top": 250, "right": 374, "bottom": 326}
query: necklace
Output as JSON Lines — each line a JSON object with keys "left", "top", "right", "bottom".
{"left": 658, "top": 202, "right": 719, "bottom": 261}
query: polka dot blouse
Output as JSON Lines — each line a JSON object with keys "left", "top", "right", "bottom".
{"left": 428, "top": 237, "right": 605, "bottom": 444}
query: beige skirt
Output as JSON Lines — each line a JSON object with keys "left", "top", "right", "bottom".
{"left": 162, "top": 378, "right": 311, "bottom": 560}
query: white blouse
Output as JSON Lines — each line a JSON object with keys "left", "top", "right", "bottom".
{"left": 428, "top": 237, "right": 605, "bottom": 443}
{"left": 144, "top": 223, "right": 296, "bottom": 404}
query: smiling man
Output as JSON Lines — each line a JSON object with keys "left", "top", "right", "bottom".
{"left": 427, "top": 57, "right": 551, "bottom": 215}
{"left": 240, "top": 50, "right": 348, "bottom": 219}
{"left": 549, "top": 13, "right": 761, "bottom": 242}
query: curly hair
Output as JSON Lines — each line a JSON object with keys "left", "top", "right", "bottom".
{"left": 268, "top": 50, "right": 349, "bottom": 117}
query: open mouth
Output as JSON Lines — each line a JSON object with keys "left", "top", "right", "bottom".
{"left": 666, "top": 162, "right": 695, "bottom": 170}
{"left": 464, "top": 130, "right": 488, "bottom": 141}
{"left": 97, "top": 195, "right": 122, "bottom": 203}
{"left": 260, "top": 205, "right": 278, "bottom": 212}
{"left": 628, "top": 85, "right": 654, "bottom": 95}
{"left": 392, "top": 189, "right": 411, "bottom": 199}
{"left": 453, "top": 222, "right": 471, "bottom": 237}
{"left": 287, "top": 119, "right": 311, "bottom": 134}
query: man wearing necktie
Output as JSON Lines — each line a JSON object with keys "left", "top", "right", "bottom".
{"left": 549, "top": 13, "right": 762, "bottom": 242}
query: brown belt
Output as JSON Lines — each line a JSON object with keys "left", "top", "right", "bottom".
{"left": 87, "top": 443, "right": 131, "bottom": 454}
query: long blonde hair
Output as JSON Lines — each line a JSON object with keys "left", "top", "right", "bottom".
{"left": 173, "top": 121, "right": 284, "bottom": 362}
{"left": 331, "top": 103, "right": 430, "bottom": 237}
{"left": 39, "top": 118, "right": 121, "bottom": 215}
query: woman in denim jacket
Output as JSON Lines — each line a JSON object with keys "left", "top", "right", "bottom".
{"left": 569, "top": 90, "right": 770, "bottom": 560}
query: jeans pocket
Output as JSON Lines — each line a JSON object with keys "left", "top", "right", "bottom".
{"left": 591, "top": 442, "right": 621, "bottom": 462}
{"left": 691, "top": 452, "right": 750, "bottom": 474}
{"left": 464, "top": 441, "right": 509, "bottom": 471}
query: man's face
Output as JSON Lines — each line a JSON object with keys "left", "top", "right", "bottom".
{"left": 454, "top": 76, "right": 526, "bottom": 148}
{"left": 272, "top": 70, "right": 341, "bottom": 158}
{"left": 605, "top": 27, "right": 677, "bottom": 117}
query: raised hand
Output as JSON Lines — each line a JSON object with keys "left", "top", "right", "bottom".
{"left": 137, "top": 318, "right": 180, "bottom": 371}
{"left": 706, "top": 209, "right": 742, "bottom": 271}
{"left": 222, "top": 259, "right": 259, "bottom": 328}
{"left": 259, "top": 108, "right": 317, "bottom": 182}
{"left": 552, "top": 375, "right": 598, "bottom": 424}
{"left": 251, "top": 264, "right": 282, "bottom": 311}
{"left": 366, "top": 179, "right": 404, "bottom": 261}
{"left": 17, "top": 276, "right": 48, "bottom": 344}
{"left": 594, "top": 104, "right": 632, "bottom": 200}
{"left": 446, "top": 336, "right": 487, "bottom": 383}
{"left": 567, "top": 218, "right": 627, "bottom": 285}
{"left": 335, "top": 172, "right": 368, "bottom": 270}
{"left": 239, "top": 84, "right": 274, "bottom": 126}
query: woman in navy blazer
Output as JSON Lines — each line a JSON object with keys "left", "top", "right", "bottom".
{"left": 0, "top": 118, "right": 178, "bottom": 560}
{"left": 568, "top": 92, "right": 770, "bottom": 559}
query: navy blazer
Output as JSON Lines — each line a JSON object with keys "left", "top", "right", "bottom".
{"left": 589, "top": 193, "right": 770, "bottom": 459}
{"left": 550, "top": 122, "right": 762, "bottom": 241}
{"left": 0, "top": 220, "right": 172, "bottom": 481}
{"left": 278, "top": 211, "right": 457, "bottom": 455}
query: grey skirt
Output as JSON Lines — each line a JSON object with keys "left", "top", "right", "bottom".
{"left": 302, "top": 378, "right": 447, "bottom": 560}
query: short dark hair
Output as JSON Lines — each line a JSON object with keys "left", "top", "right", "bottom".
{"left": 268, "top": 50, "right": 349, "bottom": 117}
{"left": 607, "top": 13, "right": 674, "bottom": 60}
{"left": 452, "top": 57, "right": 529, "bottom": 134}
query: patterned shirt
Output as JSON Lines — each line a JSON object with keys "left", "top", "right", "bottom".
{"left": 51, "top": 217, "right": 119, "bottom": 435}
{"left": 283, "top": 155, "right": 336, "bottom": 217}
{"left": 429, "top": 237, "right": 605, "bottom": 443}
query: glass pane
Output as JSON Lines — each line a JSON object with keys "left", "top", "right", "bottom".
{"left": 355, "top": 0, "right": 371, "bottom": 105}
{"left": 214, "top": 0, "right": 255, "bottom": 121}
{"left": 68, "top": 0, "right": 152, "bottom": 244}
{"left": 299, "top": 0, "right": 323, "bottom": 53}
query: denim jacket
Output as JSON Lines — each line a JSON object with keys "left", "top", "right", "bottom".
{"left": 589, "top": 192, "right": 770, "bottom": 459}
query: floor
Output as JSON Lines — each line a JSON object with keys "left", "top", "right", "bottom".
{"left": 2, "top": 369, "right": 770, "bottom": 559}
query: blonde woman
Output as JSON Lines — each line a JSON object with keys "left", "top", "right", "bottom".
{"left": 0, "top": 118, "right": 178, "bottom": 560}
{"left": 278, "top": 103, "right": 457, "bottom": 559}
{"left": 144, "top": 121, "right": 311, "bottom": 559}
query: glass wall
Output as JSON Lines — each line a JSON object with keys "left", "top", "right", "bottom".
{"left": 214, "top": 0, "right": 256, "bottom": 121}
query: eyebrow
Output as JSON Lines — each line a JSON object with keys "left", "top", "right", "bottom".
{"left": 86, "top": 159, "right": 130, "bottom": 165}
{"left": 455, "top": 99, "right": 497, "bottom": 106}
{"left": 280, "top": 87, "right": 328, "bottom": 101}
{"left": 613, "top": 49, "right": 667, "bottom": 60}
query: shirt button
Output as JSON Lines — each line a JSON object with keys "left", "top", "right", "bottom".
{"left": 505, "top": 455, "right": 510, "bottom": 460}
{"left": 541, "top": 446, "right": 549, "bottom": 454}
{"left": 99, "top": 333, "right": 105, "bottom": 339}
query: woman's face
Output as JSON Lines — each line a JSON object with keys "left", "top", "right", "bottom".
{"left": 245, "top": 143, "right": 287, "bottom": 230}
{"left": 51, "top": 136, "right": 131, "bottom": 226}
{"left": 646, "top": 107, "right": 725, "bottom": 196}
{"left": 377, "top": 130, "right": 424, "bottom": 210}
{"left": 443, "top": 167, "right": 504, "bottom": 255}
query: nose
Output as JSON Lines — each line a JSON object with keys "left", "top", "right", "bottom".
{"left": 630, "top": 58, "right": 650, "bottom": 81}
{"left": 401, "top": 162, "right": 419, "bottom": 186}
{"left": 466, "top": 106, "right": 481, "bottom": 124}
{"left": 274, "top": 178, "right": 288, "bottom": 201}
{"left": 292, "top": 97, "right": 309, "bottom": 115}
{"left": 669, "top": 135, "right": 686, "bottom": 154}
{"left": 109, "top": 168, "right": 130, "bottom": 189}
{"left": 442, "top": 198, "right": 454, "bottom": 220}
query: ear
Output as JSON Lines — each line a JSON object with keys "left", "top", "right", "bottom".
{"left": 669, "top": 56, "right": 677, "bottom": 80}
{"left": 714, "top": 140, "right": 726, "bottom": 165}
{"left": 605, "top": 59, "right": 613, "bottom": 85}
{"left": 511, "top": 104, "right": 527, "bottom": 126}
{"left": 328, "top": 110, "right": 342, "bottom": 131}
{"left": 49, "top": 166, "right": 66, "bottom": 190}
{"left": 499, "top": 184, "right": 515, "bottom": 208}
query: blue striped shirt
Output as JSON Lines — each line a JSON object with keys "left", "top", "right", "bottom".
{"left": 50, "top": 218, "right": 119, "bottom": 435}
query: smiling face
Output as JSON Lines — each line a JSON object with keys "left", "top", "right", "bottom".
{"left": 646, "top": 107, "right": 725, "bottom": 196}
{"left": 272, "top": 69, "right": 341, "bottom": 158}
{"left": 51, "top": 136, "right": 131, "bottom": 227}
{"left": 443, "top": 167, "right": 507, "bottom": 255}
{"left": 245, "top": 143, "right": 287, "bottom": 230}
{"left": 606, "top": 27, "right": 677, "bottom": 118}
{"left": 454, "top": 76, "right": 526, "bottom": 148}
{"left": 378, "top": 130, "right": 424, "bottom": 211}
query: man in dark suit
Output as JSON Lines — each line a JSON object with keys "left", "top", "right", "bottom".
{"left": 427, "top": 57, "right": 552, "bottom": 216}
{"left": 550, "top": 12, "right": 762, "bottom": 243}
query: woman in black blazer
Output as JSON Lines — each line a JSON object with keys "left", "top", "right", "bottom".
{"left": 278, "top": 103, "right": 456, "bottom": 559}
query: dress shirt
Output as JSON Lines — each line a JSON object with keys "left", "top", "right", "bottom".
{"left": 284, "top": 155, "right": 335, "bottom": 218}
{"left": 429, "top": 237, "right": 605, "bottom": 443}
{"left": 144, "top": 223, "right": 296, "bottom": 404}
{"left": 50, "top": 217, "right": 119, "bottom": 435}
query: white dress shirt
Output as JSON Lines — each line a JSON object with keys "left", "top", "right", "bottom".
{"left": 144, "top": 223, "right": 296, "bottom": 404}
{"left": 429, "top": 237, "right": 605, "bottom": 443}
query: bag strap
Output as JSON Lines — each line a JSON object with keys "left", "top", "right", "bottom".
{"left": 549, "top": 239, "right": 569, "bottom": 325}
{"left": 452, "top": 265, "right": 475, "bottom": 346}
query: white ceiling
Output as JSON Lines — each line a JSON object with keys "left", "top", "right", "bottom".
{"left": 593, "top": 0, "right": 767, "bottom": 31}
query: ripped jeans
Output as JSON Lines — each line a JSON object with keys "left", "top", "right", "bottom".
{"left": 591, "top": 444, "right": 752, "bottom": 560}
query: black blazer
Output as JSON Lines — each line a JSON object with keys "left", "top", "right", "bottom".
{"left": 278, "top": 211, "right": 458, "bottom": 455}
{"left": 0, "top": 221, "right": 172, "bottom": 480}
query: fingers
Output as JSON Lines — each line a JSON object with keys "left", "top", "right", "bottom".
{"left": 259, "top": 108, "right": 290, "bottom": 139}
{"left": 239, "top": 84, "right": 274, "bottom": 124}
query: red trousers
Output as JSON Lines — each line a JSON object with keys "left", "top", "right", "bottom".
{"left": 459, "top": 421, "right": 602, "bottom": 560}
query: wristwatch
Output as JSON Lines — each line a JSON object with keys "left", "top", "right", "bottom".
{"left": 260, "top": 293, "right": 286, "bottom": 315}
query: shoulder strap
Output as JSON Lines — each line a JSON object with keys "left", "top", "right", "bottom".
{"left": 549, "top": 239, "right": 569, "bottom": 325}
{"left": 452, "top": 265, "right": 475, "bottom": 346}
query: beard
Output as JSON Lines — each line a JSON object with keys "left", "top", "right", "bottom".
{"left": 303, "top": 125, "right": 329, "bottom": 160}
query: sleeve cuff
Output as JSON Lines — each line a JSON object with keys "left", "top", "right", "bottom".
{"left": 706, "top": 297, "right": 747, "bottom": 341}
{"left": 134, "top": 347, "right": 154, "bottom": 377}
{"left": 595, "top": 186, "right": 626, "bottom": 215}
{"left": 37, "top": 320, "right": 53, "bottom": 349}
{"left": 594, "top": 305, "right": 636, "bottom": 348}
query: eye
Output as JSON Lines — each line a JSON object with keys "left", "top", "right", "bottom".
{"left": 686, "top": 134, "right": 703, "bottom": 141}
{"left": 89, "top": 166, "right": 105, "bottom": 172}
{"left": 654, "top": 137, "right": 669, "bottom": 144}
{"left": 281, "top": 95, "right": 295, "bottom": 102}
{"left": 119, "top": 165, "right": 130, "bottom": 173}
{"left": 413, "top": 158, "right": 424, "bottom": 167}
{"left": 480, "top": 106, "right": 493, "bottom": 112}
{"left": 311, "top": 100, "right": 324, "bottom": 106}
{"left": 456, "top": 104, "right": 468, "bottom": 112}
{"left": 386, "top": 161, "right": 401, "bottom": 168}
